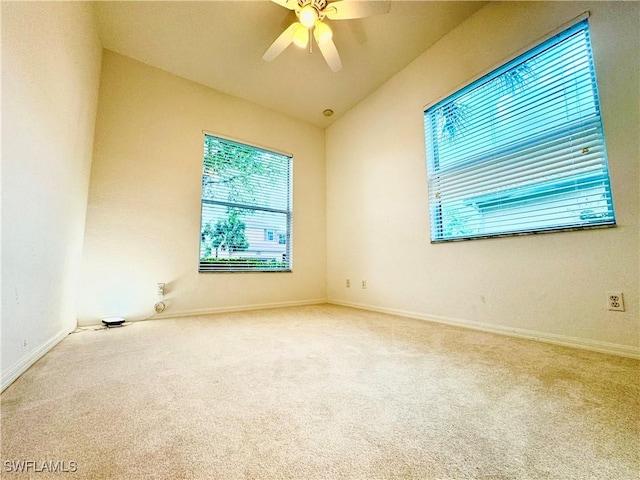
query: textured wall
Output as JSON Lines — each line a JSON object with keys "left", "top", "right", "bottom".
{"left": 1, "top": 2, "right": 103, "bottom": 388}
{"left": 326, "top": 2, "right": 639, "bottom": 354}
{"left": 77, "top": 52, "right": 327, "bottom": 324}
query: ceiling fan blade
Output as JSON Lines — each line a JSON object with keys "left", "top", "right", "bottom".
{"left": 269, "top": 0, "right": 297, "bottom": 10}
{"left": 262, "top": 22, "right": 298, "bottom": 62}
{"left": 324, "top": 0, "right": 390, "bottom": 20}
{"left": 317, "top": 37, "right": 342, "bottom": 72}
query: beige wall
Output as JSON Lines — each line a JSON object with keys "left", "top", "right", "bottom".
{"left": 326, "top": 2, "right": 639, "bottom": 355}
{"left": 1, "top": 2, "right": 102, "bottom": 389}
{"left": 77, "top": 51, "right": 326, "bottom": 324}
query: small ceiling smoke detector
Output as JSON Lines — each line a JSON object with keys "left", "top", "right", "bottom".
{"left": 323, "top": 109, "right": 334, "bottom": 117}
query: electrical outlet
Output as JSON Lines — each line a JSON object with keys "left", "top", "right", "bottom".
{"left": 346, "top": 279, "right": 350, "bottom": 288}
{"left": 607, "top": 292, "right": 625, "bottom": 311}
{"left": 362, "top": 280, "right": 367, "bottom": 289}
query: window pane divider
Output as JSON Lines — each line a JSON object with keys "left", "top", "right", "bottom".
{"left": 201, "top": 198, "right": 290, "bottom": 215}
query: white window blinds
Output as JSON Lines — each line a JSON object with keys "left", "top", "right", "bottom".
{"left": 199, "top": 134, "right": 292, "bottom": 272}
{"left": 424, "top": 18, "right": 615, "bottom": 242}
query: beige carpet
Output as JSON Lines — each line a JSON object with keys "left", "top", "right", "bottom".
{"left": 1, "top": 304, "right": 638, "bottom": 479}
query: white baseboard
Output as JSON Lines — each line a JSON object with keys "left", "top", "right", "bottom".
{"left": 1, "top": 327, "right": 73, "bottom": 393}
{"left": 151, "top": 298, "right": 328, "bottom": 320}
{"left": 78, "top": 298, "right": 329, "bottom": 326}
{"left": 330, "top": 300, "right": 640, "bottom": 359}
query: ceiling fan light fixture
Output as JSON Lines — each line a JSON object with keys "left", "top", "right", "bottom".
{"left": 265, "top": 0, "right": 391, "bottom": 72}
{"left": 314, "top": 21, "right": 333, "bottom": 44}
{"left": 292, "top": 23, "right": 309, "bottom": 48}
{"left": 299, "top": 5, "right": 319, "bottom": 29}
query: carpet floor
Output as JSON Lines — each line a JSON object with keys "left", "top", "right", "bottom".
{"left": 1, "top": 304, "right": 638, "bottom": 479}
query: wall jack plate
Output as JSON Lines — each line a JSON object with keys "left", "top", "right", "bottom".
{"left": 607, "top": 292, "right": 625, "bottom": 311}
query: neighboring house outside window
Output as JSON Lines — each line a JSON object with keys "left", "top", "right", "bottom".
{"left": 423, "top": 17, "right": 615, "bottom": 242}
{"left": 199, "top": 134, "right": 292, "bottom": 272}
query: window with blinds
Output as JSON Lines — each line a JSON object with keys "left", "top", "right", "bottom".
{"left": 424, "top": 18, "right": 615, "bottom": 242}
{"left": 199, "top": 134, "right": 292, "bottom": 272}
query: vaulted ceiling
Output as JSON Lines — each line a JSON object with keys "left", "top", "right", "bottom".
{"left": 95, "top": 1, "right": 486, "bottom": 128}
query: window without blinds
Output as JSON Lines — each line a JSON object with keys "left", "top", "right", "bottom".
{"left": 424, "top": 18, "right": 615, "bottom": 242}
{"left": 199, "top": 134, "right": 292, "bottom": 272}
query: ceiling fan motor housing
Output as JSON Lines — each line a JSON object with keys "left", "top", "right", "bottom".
{"left": 299, "top": 0, "right": 328, "bottom": 12}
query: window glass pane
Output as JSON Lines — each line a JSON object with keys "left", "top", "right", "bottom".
{"left": 199, "top": 135, "right": 292, "bottom": 272}
{"left": 424, "top": 19, "right": 615, "bottom": 242}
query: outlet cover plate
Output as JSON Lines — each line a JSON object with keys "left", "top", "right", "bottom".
{"left": 607, "top": 292, "right": 625, "bottom": 311}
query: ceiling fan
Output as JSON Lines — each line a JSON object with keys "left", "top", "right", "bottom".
{"left": 263, "top": 0, "right": 391, "bottom": 72}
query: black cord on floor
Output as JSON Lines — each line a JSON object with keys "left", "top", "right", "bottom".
{"left": 70, "top": 322, "right": 133, "bottom": 334}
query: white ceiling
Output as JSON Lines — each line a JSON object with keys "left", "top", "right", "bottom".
{"left": 95, "top": 1, "right": 486, "bottom": 128}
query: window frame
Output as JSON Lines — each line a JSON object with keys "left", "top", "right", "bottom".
{"left": 198, "top": 133, "right": 293, "bottom": 273}
{"left": 423, "top": 14, "right": 616, "bottom": 243}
